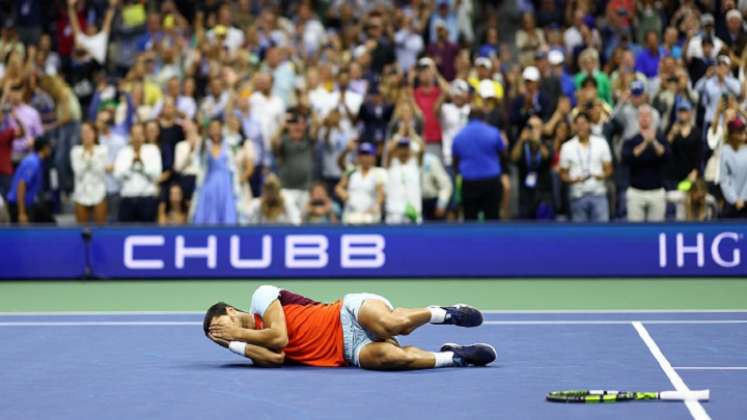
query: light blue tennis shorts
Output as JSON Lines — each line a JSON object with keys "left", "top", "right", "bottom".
{"left": 340, "top": 293, "right": 393, "bottom": 367}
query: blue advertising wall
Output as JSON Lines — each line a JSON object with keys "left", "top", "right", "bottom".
{"left": 1, "top": 224, "right": 746, "bottom": 279}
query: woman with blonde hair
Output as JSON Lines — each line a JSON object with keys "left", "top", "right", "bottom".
{"left": 246, "top": 173, "right": 300, "bottom": 224}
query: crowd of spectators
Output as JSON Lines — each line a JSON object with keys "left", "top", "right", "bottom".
{"left": 0, "top": 0, "right": 746, "bottom": 225}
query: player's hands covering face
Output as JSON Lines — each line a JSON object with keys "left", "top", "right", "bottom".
{"left": 209, "top": 318, "right": 243, "bottom": 342}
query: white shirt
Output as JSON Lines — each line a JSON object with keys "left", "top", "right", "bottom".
{"left": 177, "top": 96, "right": 197, "bottom": 120}
{"left": 173, "top": 141, "right": 201, "bottom": 177}
{"left": 386, "top": 156, "right": 422, "bottom": 220}
{"left": 249, "top": 92, "right": 286, "bottom": 152}
{"left": 71, "top": 145, "right": 108, "bottom": 206}
{"left": 440, "top": 102, "right": 471, "bottom": 166}
{"left": 345, "top": 166, "right": 386, "bottom": 217}
{"left": 199, "top": 91, "right": 230, "bottom": 120}
{"left": 75, "top": 31, "right": 108, "bottom": 64}
{"left": 114, "top": 144, "right": 162, "bottom": 197}
{"left": 99, "top": 131, "right": 128, "bottom": 194}
{"left": 395, "top": 29, "right": 424, "bottom": 71}
{"left": 559, "top": 135, "right": 612, "bottom": 198}
{"left": 686, "top": 33, "right": 724, "bottom": 60}
{"left": 207, "top": 26, "right": 245, "bottom": 54}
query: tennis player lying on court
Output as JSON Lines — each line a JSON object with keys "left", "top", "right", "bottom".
{"left": 203, "top": 285, "right": 496, "bottom": 370}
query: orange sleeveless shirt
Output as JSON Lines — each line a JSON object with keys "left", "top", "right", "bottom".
{"left": 254, "top": 301, "right": 345, "bottom": 367}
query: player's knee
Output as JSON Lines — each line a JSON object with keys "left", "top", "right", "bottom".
{"left": 377, "top": 315, "right": 409, "bottom": 338}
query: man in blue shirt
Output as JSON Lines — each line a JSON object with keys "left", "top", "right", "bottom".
{"left": 6, "top": 137, "right": 51, "bottom": 225}
{"left": 452, "top": 110, "right": 505, "bottom": 220}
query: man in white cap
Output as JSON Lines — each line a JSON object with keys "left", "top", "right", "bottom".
{"left": 686, "top": 13, "right": 724, "bottom": 61}
{"left": 468, "top": 57, "right": 504, "bottom": 105}
{"left": 549, "top": 50, "right": 577, "bottom": 105}
{"left": 439, "top": 79, "right": 472, "bottom": 167}
{"left": 719, "top": 9, "right": 747, "bottom": 55}
{"left": 510, "top": 66, "right": 553, "bottom": 142}
{"left": 700, "top": 54, "right": 741, "bottom": 128}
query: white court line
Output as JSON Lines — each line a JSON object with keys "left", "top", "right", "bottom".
{"left": 0, "top": 309, "right": 746, "bottom": 316}
{"left": 483, "top": 320, "right": 747, "bottom": 325}
{"left": 0, "top": 320, "right": 744, "bottom": 327}
{"left": 675, "top": 367, "right": 747, "bottom": 371}
{"left": 0, "top": 321, "right": 200, "bottom": 326}
{"left": 633, "top": 321, "right": 710, "bottom": 420}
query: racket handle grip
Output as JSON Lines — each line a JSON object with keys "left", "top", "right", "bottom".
{"left": 659, "top": 390, "right": 710, "bottom": 401}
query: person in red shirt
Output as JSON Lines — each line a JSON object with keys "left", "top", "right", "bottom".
{"left": 204, "top": 285, "right": 496, "bottom": 370}
{"left": 0, "top": 107, "right": 25, "bottom": 197}
{"left": 412, "top": 57, "right": 451, "bottom": 162}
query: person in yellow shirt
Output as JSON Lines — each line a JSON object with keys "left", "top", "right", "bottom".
{"left": 468, "top": 57, "right": 504, "bottom": 108}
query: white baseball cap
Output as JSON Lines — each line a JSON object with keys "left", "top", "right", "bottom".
{"left": 451, "top": 79, "right": 470, "bottom": 96}
{"left": 548, "top": 50, "right": 564, "bottom": 66}
{"left": 475, "top": 57, "right": 493, "bottom": 69}
{"left": 522, "top": 66, "right": 541, "bottom": 82}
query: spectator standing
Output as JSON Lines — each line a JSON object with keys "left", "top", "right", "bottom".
{"left": 699, "top": 55, "right": 741, "bottom": 131}
{"left": 5, "top": 82, "right": 43, "bottom": 163}
{"left": 192, "top": 120, "right": 238, "bottom": 225}
{"left": 6, "top": 138, "right": 53, "bottom": 224}
{"left": 40, "top": 75, "right": 81, "bottom": 195}
{"left": 394, "top": 15, "right": 425, "bottom": 72}
{"left": 421, "top": 150, "right": 453, "bottom": 221}
{"left": 336, "top": 142, "right": 386, "bottom": 224}
{"left": 272, "top": 110, "right": 315, "bottom": 217}
{"left": 574, "top": 48, "right": 612, "bottom": 105}
{"left": 385, "top": 130, "right": 425, "bottom": 224}
{"left": 67, "top": 0, "right": 117, "bottom": 66}
{"left": 622, "top": 105, "right": 671, "bottom": 222}
{"left": 439, "top": 80, "right": 471, "bottom": 168}
{"left": 0, "top": 108, "right": 24, "bottom": 196}
{"left": 413, "top": 58, "right": 450, "bottom": 161}
{"left": 559, "top": 113, "right": 613, "bottom": 222}
{"left": 70, "top": 121, "right": 107, "bottom": 224}
{"left": 114, "top": 123, "right": 161, "bottom": 223}
{"left": 172, "top": 119, "right": 202, "bottom": 202}
{"left": 250, "top": 72, "right": 286, "bottom": 161}
{"left": 452, "top": 109, "right": 506, "bottom": 221}
{"left": 719, "top": 117, "right": 747, "bottom": 218}
{"left": 426, "top": 22, "right": 459, "bottom": 81}
{"left": 511, "top": 116, "right": 554, "bottom": 219}
{"left": 95, "top": 109, "right": 126, "bottom": 221}
{"left": 665, "top": 101, "right": 703, "bottom": 190}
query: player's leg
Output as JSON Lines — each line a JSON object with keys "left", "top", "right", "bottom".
{"left": 357, "top": 299, "right": 484, "bottom": 340}
{"left": 358, "top": 341, "right": 497, "bottom": 371}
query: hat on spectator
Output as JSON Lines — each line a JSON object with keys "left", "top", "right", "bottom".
{"left": 676, "top": 100, "right": 693, "bottom": 112}
{"left": 358, "top": 142, "right": 376, "bottom": 155}
{"left": 548, "top": 50, "right": 564, "bottom": 65}
{"left": 630, "top": 79, "right": 646, "bottom": 96}
{"left": 522, "top": 66, "right": 540, "bottom": 82}
{"left": 478, "top": 79, "right": 496, "bottom": 99}
{"left": 728, "top": 117, "right": 746, "bottom": 132}
{"left": 701, "top": 13, "right": 715, "bottom": 26}
{"left": 451, "top": 79, "right": 470, "bottom": 96}
{"left": 718, "top": 55, "right": 732, "bottom": 66}
{"left": 534, "top": 50, "right": 547, "bottom": 61}
{"left": 727, "top": 9, "right": 743, "bottom": 21}
{"left": 417, "top": 57, "right": 435, "bottom": 68}
{"left": 397, "top": 137, "right": 411, "bottom": 147}
{"left": 214, "top": 25, "right": 228, "bottom": 37}
{"left": 475, "top": 57, "right": 492, "bottom": 69}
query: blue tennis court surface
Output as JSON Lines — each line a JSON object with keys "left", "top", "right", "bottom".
{"left": 1, "top": 311, "right": 745, "bottom": 419}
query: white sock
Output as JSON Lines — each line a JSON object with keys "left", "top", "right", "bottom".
{"left": 432, "top": 351, "right": 456, "bottom": 368}
{"left": 428, "top": 306, "right": 447, "bottom": 324}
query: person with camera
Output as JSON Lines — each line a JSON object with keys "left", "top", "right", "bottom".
{"left": 272, "top": 108, "right": 316, "bottom": 218}
{"left": 511, "top": 116, "right": 553, "bottom": 219}
{"left": 335, "top": 142, "right": 386, "bottom": 224}
{"left": 622, "top": 105, "right": 671, "bottom": 222}
{"left": 699, "top": 55, "right": 741, "bottom": 134}
{"left": 559, "top": 112, "right": 613, "bottom": 222}
{"left": 303, "top": 182, "right": 339, "bottom": 224}
{"left": 719, "top": 117, "right": 747, "bottom": 218}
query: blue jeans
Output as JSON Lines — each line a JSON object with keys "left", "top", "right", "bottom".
{"left": 54, "top": 121, "right": 81, "bottom": 194}
{"left": 570, "top": 193, "right": 609, "bottom": 222}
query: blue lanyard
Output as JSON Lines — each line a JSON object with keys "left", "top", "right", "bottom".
{"left": 524, "top": 142, "right": 542, "bottom": 169}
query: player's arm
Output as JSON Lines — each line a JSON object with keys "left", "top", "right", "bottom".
{"left": 209, "top": 334, "right": 285, "bottom": 367}
{"left": 209, "top": 301, "right": 288, "bottom": 351}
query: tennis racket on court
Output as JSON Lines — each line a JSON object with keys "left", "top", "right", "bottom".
{"left": 546, "top": 389, "right": 710, "bottom": 403}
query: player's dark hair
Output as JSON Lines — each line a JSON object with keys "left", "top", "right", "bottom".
{"left": 203, "top": 302, "right": 231, "bottom": 336}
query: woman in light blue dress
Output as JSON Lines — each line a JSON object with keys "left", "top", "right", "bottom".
{"left": 192, "top": 120, "right": 238, "bottom": 224}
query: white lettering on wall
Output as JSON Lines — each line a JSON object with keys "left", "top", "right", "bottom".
{"left": 341, "top": 234, "right": 385, "bottom": 268}
{"left": 175, "top": 235, "right": 217, "bottom": 269}
{"left": 124, "top": 235, "right": 165, "bottom": 269}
